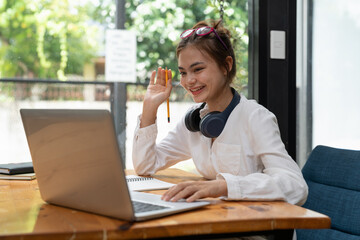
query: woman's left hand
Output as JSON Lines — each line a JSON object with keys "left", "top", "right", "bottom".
{"left": 161, "top": 179, "right": 228, "bottom": 202}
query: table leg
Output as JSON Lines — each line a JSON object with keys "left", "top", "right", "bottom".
{"left": 270, "top": 229, "right": 294, "bottom": 240}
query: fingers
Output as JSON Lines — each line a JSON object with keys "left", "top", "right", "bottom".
{"left": 150, "top": 67, "right": 172, "bottom": 87}
{"left": 147, "top": 67, "right": 172, "bottom": 100}
{"left": 149, "top": 70, "right": 156, "bottom": 86}
{"left": 186, "top": 191, "right": 205, "bottom": 203}
{"left": 167, "top": 69, "right": 172, "bottom": 85}
{"left": 155, "top": 67, "right": 165, "bottom": 86}
{"left": 162, "top": 182, "right": 204, "bottom": 203}
{"left": 161, "top": 180, "right": 228, "bottom": 202}
{"left": 162, "top": 182, "right": 192, "bottom": 202}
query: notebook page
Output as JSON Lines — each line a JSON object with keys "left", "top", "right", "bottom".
{"left": 126, "top": 175, "right": 175, "bottom": 191}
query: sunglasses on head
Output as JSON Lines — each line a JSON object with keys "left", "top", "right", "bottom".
{"left": 180, "top": 26, "right": 229, "bottom": 50}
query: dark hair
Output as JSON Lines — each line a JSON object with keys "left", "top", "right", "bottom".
{"left": 176, "top": 19, "right": 236, "bottom": 84}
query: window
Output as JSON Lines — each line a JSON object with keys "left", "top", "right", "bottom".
{"left": 0, "top": 1, "right": 249, "bottom": 169}
{"left": 297, "top": 0, "right": 360, "bottom": 167}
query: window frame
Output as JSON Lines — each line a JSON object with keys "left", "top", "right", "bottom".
{"left": 249, "top": 0, "right": 297, "bottom": 160}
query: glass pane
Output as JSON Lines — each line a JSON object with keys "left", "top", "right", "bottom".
{"left": 0, "top": 1, "right": 249, "bottom": 169}
{"left": 297, "top": 0, "right": 360, "bottom": 166}
{"left": 312, "top": 0, "right": 360, "bottom": 149}
{"left": 0, "top": 81, "right": 112, "bottom": 164}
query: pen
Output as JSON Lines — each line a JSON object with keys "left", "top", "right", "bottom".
{"left": 165, "top": 67, "right": 170, "bottom": 123}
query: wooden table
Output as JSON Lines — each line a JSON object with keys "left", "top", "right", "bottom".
{"left": 0, "top": 168, "right": 330, "bottom": 239}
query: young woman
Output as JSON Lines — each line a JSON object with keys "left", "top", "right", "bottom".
{"left": 132, "top": 19, "right": 308, "bottom": 206}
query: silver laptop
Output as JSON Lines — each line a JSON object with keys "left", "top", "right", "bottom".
{"left": 20, "top": 109, "right": 209, "bottom": 221}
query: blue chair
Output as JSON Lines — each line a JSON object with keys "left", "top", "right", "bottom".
{"left": 296, "top": 145, "right": 360, "bottom": 240}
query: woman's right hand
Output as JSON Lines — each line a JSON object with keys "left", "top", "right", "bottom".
{"left": 140, "top": 67, "right": 172, "bottom": 128}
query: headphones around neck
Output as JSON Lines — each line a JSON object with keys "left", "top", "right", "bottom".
{"left": 184, "top": 88, "right": 241, "bottom": 138}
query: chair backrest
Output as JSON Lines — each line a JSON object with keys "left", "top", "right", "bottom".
{"left": 296, "top": 145, "right": 360, "bottom": 240}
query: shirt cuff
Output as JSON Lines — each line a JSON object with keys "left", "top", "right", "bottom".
{"left": 217, "top": 173, "right": 243, "bottom": 200}
{"left": 134, "top": 114, "right": 158, "bottom": 141}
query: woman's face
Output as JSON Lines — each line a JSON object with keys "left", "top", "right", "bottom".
{"left": 178, "top": 45, "right": 230, "bottom": 110}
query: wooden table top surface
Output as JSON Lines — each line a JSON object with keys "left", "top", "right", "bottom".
{"left": 0, "top": 168, "right": 330, "bottom": 239}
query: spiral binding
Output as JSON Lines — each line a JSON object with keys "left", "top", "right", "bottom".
{"left": 126, "top": 176, "right": 154, "bottom": 182}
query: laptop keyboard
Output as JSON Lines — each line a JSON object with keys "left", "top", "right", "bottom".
{"left": 132, "top": 200, "right": 170, "bottom": 213}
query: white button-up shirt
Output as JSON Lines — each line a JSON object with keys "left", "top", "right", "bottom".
{"left": 132, "top": 96, "right": 308, "bottom": 205}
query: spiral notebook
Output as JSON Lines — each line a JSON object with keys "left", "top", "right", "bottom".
{"left": 126, "top": 175, "right": 175, "bottom": 191}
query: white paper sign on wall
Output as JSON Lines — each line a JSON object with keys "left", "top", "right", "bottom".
{"left": 105, "top": 29, "right": 137, "bottom": 82}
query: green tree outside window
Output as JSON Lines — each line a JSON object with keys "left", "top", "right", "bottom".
{"left": 0, "top": 0, "right": 248, "bottom": 93}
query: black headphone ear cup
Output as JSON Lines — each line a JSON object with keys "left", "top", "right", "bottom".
{"left": 199, "top": 111, "right": 225, "bottom": 138}
{"left": 184, "top": 108, "right": 202, "bottom": 132}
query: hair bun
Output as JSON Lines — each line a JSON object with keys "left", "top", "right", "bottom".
{"left": 213, "top": 19, "right": 232, "bottom": 38}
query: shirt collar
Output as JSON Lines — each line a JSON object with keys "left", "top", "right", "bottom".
{"left": 199, "top": 103, "right": 210, "bottom": 118}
